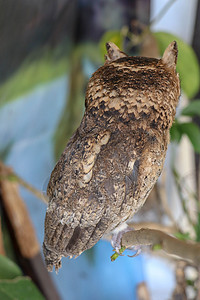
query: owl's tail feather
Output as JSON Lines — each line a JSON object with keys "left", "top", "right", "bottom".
{"left": 43, "top": 213, "right": 113, "bottom": 271}
{"left": 65, "top": 225, "right": 96, "bottom": 257}
{"left": 65, "top": 216, "right": 111, "bottom": 257}
{"left": 43, "top": 242, "right": 62, "bottom": 273}
{"left": 86, "top": 216, "right": 110, "bottom": 249}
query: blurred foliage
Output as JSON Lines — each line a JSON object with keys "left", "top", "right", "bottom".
{"left": 0, "top": 45, "right": 70, "bottom": 107}
{"left": 0, "top": 255, "right": 44, "bottom": 300}
{"left": 171, "top": 121, "right": 200, "bottom": 153}
{"left": 1, "top": 216, "right": 16, "bottom": 262}
{"left": 174, "top": 232, "right": 191, "bottom": 241}
{"left": 152, "top": 244, "right": 162, "bottom": 251}
{"left": 181, "top": 99, "right": 200, "bottom": 117}
{"left": 53, "top": 49, "right": 85, "bottom": 159}
{"left": 195, "top": 213, "right": 200, "bottom": 242}
{"left": 0, "top": 255, "right": 22, "bottom": 280}
{"left": 0, "top": 277, "right": 44, "bottom": 300}
{"left": 53, "top": 44, "right": 102, "bottom": 159}
{"left": 171, "top": 99, "right": 200, "bottom": 154}
{"left": 0, "top": 143, "right": 13, "bottom": 162}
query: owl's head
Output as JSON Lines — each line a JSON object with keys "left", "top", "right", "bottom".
{"left": 105, "top": 41, "right": 178, "bottom": 71}
{"left": 85, "top": 42, "right": 180, "bottom": 130}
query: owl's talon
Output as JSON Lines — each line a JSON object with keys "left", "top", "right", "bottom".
{"left": 111, "top": 224, "right": 143, "bottom": 260}
{"left": 111, "top": 224, "right": 134, "bottom": 252}
{"left": 128, "top": 248, "right": 141, "bottom": 258}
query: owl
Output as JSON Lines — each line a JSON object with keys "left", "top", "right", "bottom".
{"left": 43, "top": 41, "right": 180, "bottom": 271}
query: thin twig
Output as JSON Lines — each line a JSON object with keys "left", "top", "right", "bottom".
{"left": 173, "top": 167, "right": 195, "bottom": 228}
{"left": 150, "top": 0, "right": 178, "bottom": 27}
{"left": 0, "top": 161, "right": 48, "bottom": 204}
{"left": 161, "top": 190, "right": 178, "bottom": 226}
{"left": 159, "top": 173, "right": 179, "bottom": 228}
{"left": 13, "top": 173, "right": 48, "bottom": 204}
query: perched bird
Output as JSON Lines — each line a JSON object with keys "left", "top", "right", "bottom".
{"left": 43, "top": 41, "right": 180, "bottom": 271}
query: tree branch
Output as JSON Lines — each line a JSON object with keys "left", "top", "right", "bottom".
{"left": 128, "top": 221, "right": 176, "bottom": 234}
{"left": 122, "top": 228, "right": 200, "bottom": 266}
{"left": 0, "top": 217, "right": 5, "bottom": 256}
{"left": 0, "top": 161, "right": 48, "bottom": 204}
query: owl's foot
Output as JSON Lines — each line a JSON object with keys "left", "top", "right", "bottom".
{"left": 128, "top": 247, "right": 141, "bottom": 257}
{"left": 111, "top": 223, "right": 133, "bottom": 253}
{"left": 111, "top": 224, "right": 141, "bottom": 258}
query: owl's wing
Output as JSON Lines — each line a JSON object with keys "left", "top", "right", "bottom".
{"left": 43, "top": 129, "right": 114, "bottom": 269}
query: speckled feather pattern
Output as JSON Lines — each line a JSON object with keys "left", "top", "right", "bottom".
{"left": 43, "top": 42, "right": 180, "bottom": 271}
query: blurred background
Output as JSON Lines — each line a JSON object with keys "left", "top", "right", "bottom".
{"left": 0, "top": 0, "right": 200, "bottom": 299}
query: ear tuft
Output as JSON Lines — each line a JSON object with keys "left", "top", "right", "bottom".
{"left": 162, "top": 41, "right": 178, "bottom": 70}
{"left": 105, "top": 42, "right": 127, "bottom": 63}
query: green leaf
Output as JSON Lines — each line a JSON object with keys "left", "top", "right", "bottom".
{"left": 0, "top": 142, "right": 13, "bottom": 161}
{"left": 170, "top": 121, "right": 200, "bottom": 153}
{"left": 0, "top": 255, "right": 22, "bottom": 280}
{"left": 181, "top": 99, "right": 200, "bottom": 117}
{"left": 174, "top": 232, "right": 191, "bottom": 241}
{"left": 153, "top": 32, "right": 200, "bottom": 99}
{"left": 152, "top": 244, "right": 162, "bottom": 251}
{"left": 195, "top": 212, "right": 200, "bottom": 242}
{"left": 178, "top": 122, "right": 200, "bottom": 153}
{"left": 1, "top": 217, "right": 16, "bottom": 261}
{"left": 0, "top": 277, "right": 45, "bottom": 300}
{"left": 110, "top": 246, "right": 126, "bottom": 262}
{"left": 0, "top": 289, "right": 13, "bottom": 300}
{"left": 99, "top": 30, "right": 123, "bottom": 60}
{"left": 186, "top": 279, "right": 195, "bottom": 286}
{"left": 170, "top": 121, "right": 183, "bottom": 143}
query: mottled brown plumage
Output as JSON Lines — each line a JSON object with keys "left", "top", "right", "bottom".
{"left": 43, "top": 41, "right": 180, "bottom": 271}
